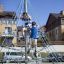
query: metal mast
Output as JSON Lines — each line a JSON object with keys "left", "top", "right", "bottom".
{"left": 20, "top": 0, "right": 31, "bottom": 21}
{"left": 20, "top": 0, "right": 31, "bottom": 64}
{"left": 24, "top": 0, "right": 27, "bottom": 13}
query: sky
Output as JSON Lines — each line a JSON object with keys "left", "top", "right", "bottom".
{"left": 0, "top": 0, "right": 64, "bottom": 27}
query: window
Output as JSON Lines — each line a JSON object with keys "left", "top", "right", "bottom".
{"left": 2, "top": 20, "right": 8, "bottom": 24}
{"left": 12, "top": 21, "right": 16, "bottom": 24}
{"left": 55, "top": 29, "right": 58, "bottom": 35}
{"left": 0, "top": 20, "right": 8, "bottom": 24}
{"left": 5, "top": 27, "right": 12, "bottom": 34}
{"left": 8, "top": 20, "right": 12, "bottom": 24}
{"left": 61, "top": 18, "right": 64, "bottom": 25}
{"left": 4, "top": 20, "right": 12, "bottom": 25}
{"left": 2, "top": 20, "right": 6, "bottom": 24}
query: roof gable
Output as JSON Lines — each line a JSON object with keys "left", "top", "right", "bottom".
{"left": 0, "top": 11, "right": 17, "bottom": 19}
{"left": 45, "top": 12, "right": 64, "bottom": 28}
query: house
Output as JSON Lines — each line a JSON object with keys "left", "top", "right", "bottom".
{"left": 45, "top": 11, "right": 64, "bottom": 44}
{"left": 0, "top": 11, "right": 17, "bottom": 46}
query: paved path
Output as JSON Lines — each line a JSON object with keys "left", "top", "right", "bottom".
{"left": 0, "top": 62, "right": 64, "bottom": 64}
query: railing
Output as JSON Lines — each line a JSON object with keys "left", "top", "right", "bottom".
{"left": 1, "top": 32, "right": 16, "bottom": 37}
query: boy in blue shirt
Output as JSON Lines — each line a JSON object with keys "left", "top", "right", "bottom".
{"left": 28, "top": 21, "right": 39, "bottom": 57}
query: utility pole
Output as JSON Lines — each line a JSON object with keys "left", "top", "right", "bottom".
{"left": 20, "top": 0, "right": 31, "bottom": 64}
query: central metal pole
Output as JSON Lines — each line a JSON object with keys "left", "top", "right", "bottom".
{"left": 24, "top": 0, "right": 28, "bottom": 64}
{"left": 25, "top": 31, "right": 27, "bottom": 64}
{"left": 24, "top": 0, "right": 27, "bottom": 12}
{"left": 21, "top": 0, "right": 31, "bottom": 63}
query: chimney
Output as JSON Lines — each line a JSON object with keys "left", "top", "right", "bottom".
{"left": 0, "top": 4, "right": 4, "bottom": 12}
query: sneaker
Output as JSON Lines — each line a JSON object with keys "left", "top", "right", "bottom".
{"left": 33, "top": 50, "right": 37, "bottom": 57}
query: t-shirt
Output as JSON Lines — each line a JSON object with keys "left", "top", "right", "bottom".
{"left": 30, "top": 26, "right": 39, "bottom": 39}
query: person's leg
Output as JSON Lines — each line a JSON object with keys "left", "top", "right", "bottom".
{"left": 27, "top": 38, "right": 32, "bottom": 54}
{"left": 34, "top": 39, "right": 38, "bottom": 57}
{"left": 29, "top": 38, "right": 32, "bottom": 49}
{"left": 34, "top": 39, "right": 37, "bottom": 50}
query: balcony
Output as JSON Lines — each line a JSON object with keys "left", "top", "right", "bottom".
{"left": 1, "top": 32, "right": 15, "bottom": 39}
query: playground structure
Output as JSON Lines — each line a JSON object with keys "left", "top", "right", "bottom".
{"left": 19, "top": 0, "right": 64, "bottom": 64}
{"left": 0, "top": 0, "right": 64, "bottom": 64}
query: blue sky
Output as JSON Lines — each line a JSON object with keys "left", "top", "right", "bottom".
{"left": 0, "top": 0, "right": 64, "bottom": 27}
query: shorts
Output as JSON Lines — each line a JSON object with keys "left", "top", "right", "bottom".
{"left": 29, "top": 38, "right": 37, "bottom": 47}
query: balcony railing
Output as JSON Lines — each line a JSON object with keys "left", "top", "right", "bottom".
{"left": 1, "top": 32, "right": 16, "bottom": 38}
